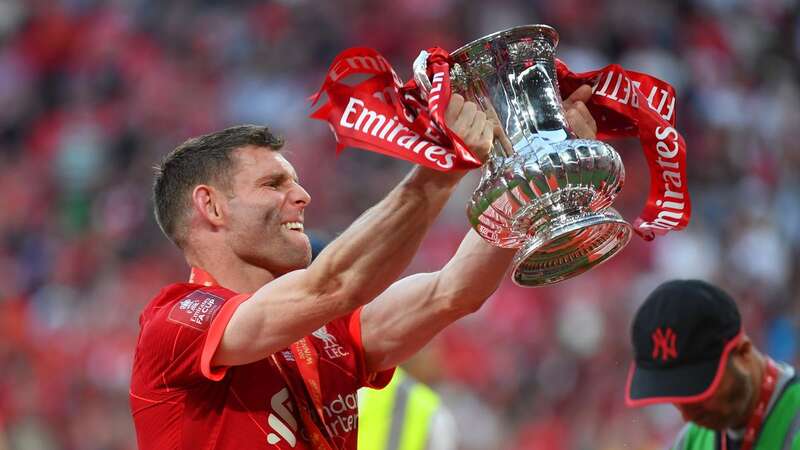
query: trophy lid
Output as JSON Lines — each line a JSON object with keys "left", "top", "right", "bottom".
{"left": 450, "top": 24, "right": 559, "bottom": 62}
{"left": 448, "top": 25, "right": 560, "bottom": 88}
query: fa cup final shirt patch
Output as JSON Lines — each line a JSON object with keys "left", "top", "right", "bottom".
{"left": 167, "top": 290, "right": 225, "bottom": 331}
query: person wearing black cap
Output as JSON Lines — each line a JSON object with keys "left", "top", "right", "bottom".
{"left": 626, "top": 279, "right": 800, "bottom": 450}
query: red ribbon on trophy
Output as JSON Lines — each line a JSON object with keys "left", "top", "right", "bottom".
{"left": 310, "top": 47, "right": 481, "bottom": 171}
{"left": 311, "top": 47, "right": 690, "bottom": 240}
{"left": 556, "top": 62, "right": 691, "bottom": 240}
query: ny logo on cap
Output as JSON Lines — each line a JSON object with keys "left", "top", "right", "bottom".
{"left": 651, "top": 327, "right": 678, "bottom": 361}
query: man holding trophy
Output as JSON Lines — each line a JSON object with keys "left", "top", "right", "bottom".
{"left": 130, "top": 25, "right": 686, "bottom": 449}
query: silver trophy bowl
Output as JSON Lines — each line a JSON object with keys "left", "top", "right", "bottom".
{"left": 416, "top": 25, "right": 633, "bottom": 286}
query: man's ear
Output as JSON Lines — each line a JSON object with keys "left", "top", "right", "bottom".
{"left": 192, "top": 184, "right": 226, "bottom": 228}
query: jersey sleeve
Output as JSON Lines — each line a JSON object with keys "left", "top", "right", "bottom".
{"left": 347, "top": 306, "right": 395, "bottom": 389}
{"left": 135, "top": 287, "right": 251, "bottom": 389}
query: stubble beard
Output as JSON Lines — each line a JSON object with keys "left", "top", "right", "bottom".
{"left": 256, "top": 226, "right": 312, "bottom": 275}
{"left": 229, "top": 214, "right": 311, "bottom": 276}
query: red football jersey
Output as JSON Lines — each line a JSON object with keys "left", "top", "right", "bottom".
{"left": 130, "top": 281, "right": 393, "bottom": 449}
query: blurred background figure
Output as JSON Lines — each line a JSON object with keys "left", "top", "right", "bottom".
{"left": 0, "top": 0, "right": 798, "bottom": 449}
{"left": 359, "top": 368, "right": 458, "bottom": 450}
{"left": 626, "top": 280, "right": 800, "bottom": 450}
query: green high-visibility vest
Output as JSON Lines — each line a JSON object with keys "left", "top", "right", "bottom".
{"left": 672, "top": 380, "right": 800, "bottom": 450}
{"left": 358, "top": 369, "right": 443, "bottom": 450}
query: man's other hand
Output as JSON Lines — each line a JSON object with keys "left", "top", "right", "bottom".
{"left": 445, "top": 94, "right": 495, "bottom": 163}
{"left": 563, "top": 84, "right": 598, "bottom": 139}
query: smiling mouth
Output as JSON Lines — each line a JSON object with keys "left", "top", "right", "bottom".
{"left": 281, "top": 222, "right": 304, "bottom": 232}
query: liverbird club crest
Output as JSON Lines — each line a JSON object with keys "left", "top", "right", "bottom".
{"left": 312, "top": 325, "right": 349, "bottom": 359}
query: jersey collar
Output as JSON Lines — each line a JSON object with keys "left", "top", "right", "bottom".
{"left": 189, "top": 267, "right": 219, "bottom": 287}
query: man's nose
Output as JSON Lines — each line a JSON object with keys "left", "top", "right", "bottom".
{"left": 290, "top": 183, "right": 311, "bottom": 207}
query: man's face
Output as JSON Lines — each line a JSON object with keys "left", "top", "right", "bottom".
{"left": 673, "top": 358, "right": 753, "bottom": 431}
{"left": 221, "top": 146, "right": 312, "bottom": 275}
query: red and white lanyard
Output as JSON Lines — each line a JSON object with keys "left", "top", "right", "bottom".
{"left": 722, "top": 358, "right": 779, "bottom": 450}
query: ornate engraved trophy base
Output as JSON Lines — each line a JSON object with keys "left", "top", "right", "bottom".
{"left": 511, "top": 208, "right": 632, "bottom": 286}
{"left": 467, "top": 137, "right": 633, "bottom": 286}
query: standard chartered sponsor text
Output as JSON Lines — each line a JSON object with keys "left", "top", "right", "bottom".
{"left": 322, "top": 393, "right": 358, "bottom": 437}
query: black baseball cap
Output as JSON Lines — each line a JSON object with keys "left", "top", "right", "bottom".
{"left": 625, "top": 279, "right": 743, "bottom": 407}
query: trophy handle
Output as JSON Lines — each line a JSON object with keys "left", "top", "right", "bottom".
{"left": 412, "top": 50, "right": 433, "bottom": 99}
{"left": 412, "top": 50, "right": 513, "bottom": 168}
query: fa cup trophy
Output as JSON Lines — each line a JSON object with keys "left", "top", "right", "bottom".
{"left": 415, "top": 25, "right": 633, "bottom": 286}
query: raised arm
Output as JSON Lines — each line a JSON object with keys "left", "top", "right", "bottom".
{"left": 360, "top": 85, "right": 599, "bottom": 372}
{"left": 212, "top": 95, "right": 495, "bottom": 368}
{"left": 361, "top": 230, "right": 516, "bottom": 372}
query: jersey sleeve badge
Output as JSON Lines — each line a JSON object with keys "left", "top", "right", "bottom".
{"left": 167, "top": 290, "right": 225, "bottom": 331}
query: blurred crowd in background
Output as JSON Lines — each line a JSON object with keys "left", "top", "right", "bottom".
{"left": 0, "top": 0, "right": 798, "bottom": 449}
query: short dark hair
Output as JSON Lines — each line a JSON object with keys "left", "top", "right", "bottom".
{"left": 153, "top": 124, "right": 285, "bottom": 247}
